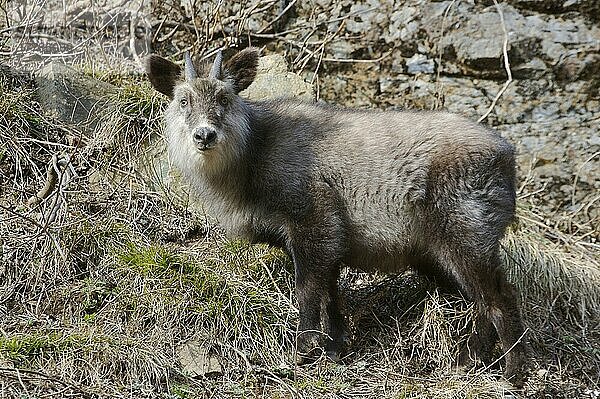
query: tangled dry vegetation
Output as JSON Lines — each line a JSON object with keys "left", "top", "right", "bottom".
{"left": 1, "top": 1, "right": 600, "bottom": 398}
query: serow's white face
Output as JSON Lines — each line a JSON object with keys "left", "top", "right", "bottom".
{"left": 169, "top": 79, "right": 233, "bottom": 154}
{"left": 146, "top": 48, "right": 259, "bottom": 173}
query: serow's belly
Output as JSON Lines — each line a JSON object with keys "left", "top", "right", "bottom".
{"left": 344, "top": 245, "right": 414, "bottom": 274}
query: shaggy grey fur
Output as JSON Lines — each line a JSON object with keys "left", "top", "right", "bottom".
{"left": 146, "top": 48, "right": 528, "bottom": 385}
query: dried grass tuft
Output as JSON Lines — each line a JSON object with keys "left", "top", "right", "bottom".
{"left": 503, "top": 217, "right": 600, "bottom": 323}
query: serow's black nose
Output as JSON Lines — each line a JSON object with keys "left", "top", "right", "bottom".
{"left": 193, "top": 127, "right": 217, "bottom": 149}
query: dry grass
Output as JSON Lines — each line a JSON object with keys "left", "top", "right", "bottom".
{"left": 1, "top": 66, "right": 599, "bottom": 398}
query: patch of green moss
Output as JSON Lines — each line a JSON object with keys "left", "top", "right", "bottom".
{"left": 0, "top": 80, "right": 44, "bottom": 131}
{"left": 0, "top": 332, "right": 98, "bottom": 362}
{"left": 82, "top": 65, "right": 165, "bottom": 129}
{"left": 169, "top": 383, "right": 195, "bottom": 399}
{"left": 118, "top": 242, "right": 195, "bottom": 277}
{"left": 220, "top": 239, "right": 252, "bottom": 255}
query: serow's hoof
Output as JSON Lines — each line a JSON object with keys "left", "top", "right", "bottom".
{"left": 325, "top": 350, "right": 341, "bottom": 363}
{"left": 295, "top": 347, "right": 324, "bottom": 365}
{"left": 504, "top": 359, "right": 529, "bottom": 388}
{"left": 296, "top": 348, "right": 342, "bottom": 365}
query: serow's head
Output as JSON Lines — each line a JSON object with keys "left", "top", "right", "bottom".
{"left": 146, "top": 48, "right": 258, "bottom": 156}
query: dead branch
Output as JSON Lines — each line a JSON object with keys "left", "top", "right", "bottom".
{"left": 478, "top": 0, "right": 513, "bottom": 123}
{"left": 27, "top": 154, "right": 59, "bottom": 206}
{"left": 257, "top": 0, "right": 298, "bottom": 34}
{"left": 0, "top": 367, "right": 95, "bottom": 399}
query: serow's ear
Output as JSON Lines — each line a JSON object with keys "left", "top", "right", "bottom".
{"left": 223, "top": 48, "right": 259, "bottom": 94}
{"left": 145, "top": 55, "right": 181, "bottom": 99}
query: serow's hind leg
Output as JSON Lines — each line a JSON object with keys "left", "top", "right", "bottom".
{"left": 440, "top": 250, "right": 529, "bottom": 386}
{"left": 458, "top": 311, "right": 498, "bottom": 368}
{"left": 484, "top": 264, "right": 529, "bottom": 386}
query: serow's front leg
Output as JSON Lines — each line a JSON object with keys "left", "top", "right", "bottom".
{"left": 291, "top": 235, "right": 346, "bottom": 364}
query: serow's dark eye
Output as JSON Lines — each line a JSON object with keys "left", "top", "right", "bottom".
{"left": 180, "top": 98, "right": 188, "bottom": 108}
{"left": 218, "top": 95, "right": 228, "bottom": 107}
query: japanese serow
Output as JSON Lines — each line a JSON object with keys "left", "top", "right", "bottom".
{"left": 146, "top": 48, "right": 528, "bottom": 384}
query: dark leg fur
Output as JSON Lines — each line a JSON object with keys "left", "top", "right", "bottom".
{"left": 458, "top": 310, "right": 498, "bottom": 367}
{"left": 323, "top": 275, "right": 346, "bottom": 359}
{"left": 289, "top": 198, "right": 347, "bottom": 364}
{"left": 294, "top": 270, "right": 326, "bottom": 363}
{"left": 292, "top": 259, "right": 346, "bottom": 364}
{"left": 436, "top": 248, "right": 528, "bottom": 385}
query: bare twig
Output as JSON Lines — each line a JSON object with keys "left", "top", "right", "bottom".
{"left": 257, "top": 0, "right": 299, "bottom": 34}
{"left": 433, "top": 0, "right": 458, "bottom": 110}
{"left": 571, "top": 151, "right": 599, "bottom": 207}
{"left": 478, "top": 0, "right": 512, "bottom": 123}
{"left": 27, "top": 154, "right": 59, "bottom": 206}
{"left": 321, "top": 51, "right": 392, "bottom": 63}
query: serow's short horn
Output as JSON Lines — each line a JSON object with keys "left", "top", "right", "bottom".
{"left": 184, "top": 52, "right": 197, "bottom": 81}
{"left": 209, "top": 50, "right": 223, "bottom": 80}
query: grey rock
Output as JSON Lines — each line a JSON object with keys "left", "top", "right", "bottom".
{"left": 589, "top": 134, "right": 600, "bottom": 147}
{"left": 514, "top": 57, "right": 548, "bottom": 77}
{"left": 35, "top": 62, "right": 117, "bottom": 133}
{"left": 329, "top": 40, "right": 355, "bottom": 60}
{"left": 345, "top": 4, "right": 376, "bottom": 33}
{"left": 379, "top": 76, "right": 394, "bottom": 93}
{"left": 531, "top": 101, "right": 561, "bottom": 122}
{"left": 241, "top": 55, "right": 314, "bottom": 102}
{"left": 177, "top": 341, "right": 223, "bottom": 377}
{"left": 406, "top": 54, "right": 435, "bottom": 74}
{"left": 385, "top": 7, "right": 419, "bottom": 43}
{"left": 436, "top": 3, "right": 600, "bottom": 73}
{"left": 391, "top": 56, "right": 405, "bottom": 74}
